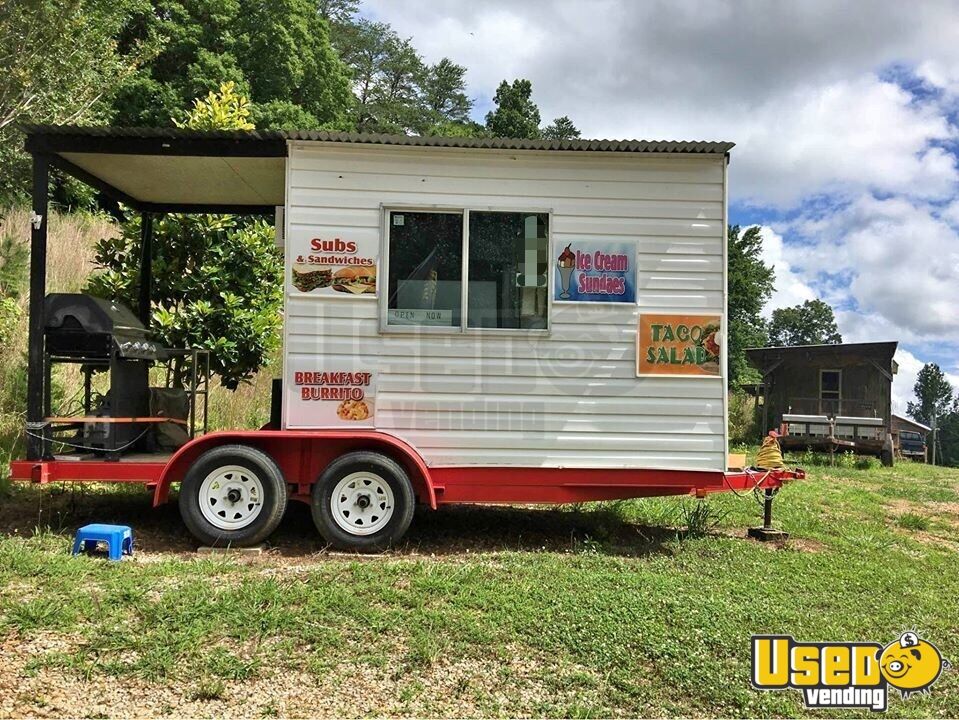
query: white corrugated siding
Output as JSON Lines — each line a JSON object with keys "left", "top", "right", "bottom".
{"left": 284, "top": 143, "right": 728, "bottom": 470}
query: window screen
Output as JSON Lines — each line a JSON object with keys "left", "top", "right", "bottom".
{"left": 387, "top": 211, "right": 463, "bottom": 327}
{"left": 467, "top": 212, "right": 548, "bottom": 329}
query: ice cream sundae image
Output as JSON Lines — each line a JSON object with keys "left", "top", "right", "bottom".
{"left": 557, "top": 244, "right": 576, "bottom": 299}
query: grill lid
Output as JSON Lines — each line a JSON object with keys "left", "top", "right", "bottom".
{"left": 45, "top": 293, "right": 147, "bottom": 336}
{"left": 44, "top": 293, "right": 160, "bottom": 360}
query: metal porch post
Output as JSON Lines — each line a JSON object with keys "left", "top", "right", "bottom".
{"left": 761, "top": 372, "right": 770, "bottom": 437}
{"left": 26, "top": 153, "right": 49, "bottom": 460}
{"left": 138, "top": 212, "right": 153, "bottom": 326}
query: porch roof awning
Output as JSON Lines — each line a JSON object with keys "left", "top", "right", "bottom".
{"left": 23, "top": 125, "right": 289, "bottom": 213}
{"left": 22, "top": 124, "right": 736, "bottom": 215}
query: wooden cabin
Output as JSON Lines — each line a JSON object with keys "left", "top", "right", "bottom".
{"left": 746, "top": 342, "right": 898, "bottom": 455}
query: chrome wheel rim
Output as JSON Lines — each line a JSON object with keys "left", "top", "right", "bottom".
{"left": 330, "top": 471, "right": 394, "bottom": 536}
{"left": 198, "top": 465, "right": 265, "bottom": 530}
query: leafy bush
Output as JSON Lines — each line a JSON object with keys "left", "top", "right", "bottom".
{"left": 87, "top": 214, "right": 282, "bottom": 389}
{"left": 0, "top": 297, "right": 18, "bottom": 345}
{"left": 793, "top": 449, "right": 881, "bottom": 470}
{"left": 727, "top": 389, "right": 760, "bottom": 444}
{"left": 836, "top": 451, "right": 857, "bottom": 469}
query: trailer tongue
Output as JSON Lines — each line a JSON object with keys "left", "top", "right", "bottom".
{"left": 10, "top": 125, "right": 803, "bottom": 550}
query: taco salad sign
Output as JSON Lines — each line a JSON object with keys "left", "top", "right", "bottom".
{"left": 554, "top": 241, "right": 636, "bottom": 303}
{"left": 637, "top": 314, "right": 722, "bottom": 377}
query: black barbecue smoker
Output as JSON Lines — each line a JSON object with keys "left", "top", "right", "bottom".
{"left": 38, "top": 293, "right": 209, "bottom": 460}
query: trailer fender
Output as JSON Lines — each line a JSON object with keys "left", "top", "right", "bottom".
{"left": 152, "top": 430, "right": 437, "bottom": 509}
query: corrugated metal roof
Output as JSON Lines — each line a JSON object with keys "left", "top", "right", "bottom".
{"left": 21, "top": 124, "right": 734, "bottom": 155}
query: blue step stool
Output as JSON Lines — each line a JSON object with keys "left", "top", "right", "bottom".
{"left": 72, "top": 524, "right": 134, "bottom": 561}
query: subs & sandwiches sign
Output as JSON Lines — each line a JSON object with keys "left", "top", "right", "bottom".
{"left": 291, "top": 236, "right": 377, "bottom": 297}
{"left": 637, "top": 314, "right": 722, "bottom": 377}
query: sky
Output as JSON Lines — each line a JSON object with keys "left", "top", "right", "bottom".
{"left": 362, "top": 0, "right": 959, "bottom": 412}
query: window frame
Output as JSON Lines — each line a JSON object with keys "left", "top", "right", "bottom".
{"left": 819, "top": 368, "right": 842, "bottom": 401}
{"left": 379, "top": 204, "right": 553, "bottom": 335}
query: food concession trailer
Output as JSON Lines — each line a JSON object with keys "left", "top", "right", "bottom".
{"left": 10, "top": 126, "right": 801, "bottom": 550}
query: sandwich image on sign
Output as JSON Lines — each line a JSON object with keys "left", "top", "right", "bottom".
{"left": 292, "top": 263, "right": 332, "bottom": 292}
{"left": 332, "top": 266, "right": 376, "bottom": 295}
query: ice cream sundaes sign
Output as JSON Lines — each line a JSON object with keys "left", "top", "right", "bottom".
{"left": 553, "top": 241, "right": 636, "bottom": 303}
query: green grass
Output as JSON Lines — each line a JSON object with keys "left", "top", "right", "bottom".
{"left": 1, "top": 461, "right": 958, "bottom": 717}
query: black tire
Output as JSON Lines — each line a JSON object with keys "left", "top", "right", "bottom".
{"left": 311, "top": 451, "right": 415, "bottom": 551}
{"left": 178, "top": 444, "right": 288, "bottom": 547}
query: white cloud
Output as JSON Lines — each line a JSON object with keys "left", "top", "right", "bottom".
{"left": 728, "top": 78, "right": 956, "bottom": 205}
{"left": 755, "top": 226, "right": 816, "bottom": 314}
{"left": 785, "top": 195, "right": 959, "bottom": 340}
{"left": 940, "top": 199, "right": 959, "bottom": 227}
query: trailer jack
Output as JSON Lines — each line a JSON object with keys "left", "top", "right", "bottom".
{"left": 748, "top": 488, "right": 789, "bottom": 542}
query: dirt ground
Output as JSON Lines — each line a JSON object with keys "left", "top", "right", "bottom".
{"left": 0, "top": 482, "right": 682, "bottom": 560}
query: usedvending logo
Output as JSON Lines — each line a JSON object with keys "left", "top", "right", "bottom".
{"left": 751, "top": 632, "right": 949, "bottom": 711}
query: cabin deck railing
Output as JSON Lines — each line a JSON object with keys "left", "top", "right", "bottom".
{"left": 786, "top": 397, "right": 878, "bottom": 418}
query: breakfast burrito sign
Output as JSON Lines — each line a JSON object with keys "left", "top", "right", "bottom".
{"left": 286, "top": 358, "right": 376, "bottom": 428}
{"left": 554, "top": 241, "right": 636, "bottom": 303}
{"left": 636, "top": 314, "right": 722, "bottom": 377}
{"left": 290, "top": 234, "right": 377, "bottom": 298}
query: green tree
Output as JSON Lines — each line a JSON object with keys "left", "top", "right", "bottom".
{"left": 937, "top": 403, "right": 959, "bottom": 467}
{"left": 420, "top": 58, "right": 472, "bottom": 127}
{"left": 316, "top": 0, "right": 359, "bottom": 27}
{"left": 0, "top": 0, "right": 151, "bottom": 202}
{"left": 87, "top": 85, "right": 283, "bottom": 389}
{"left": 427, "top": 119, "right": 487, "bottom": 138}
{"left": 485, "top": 79, "right": 541, "bottom": 139}
{"left": 907, "top": 363, "right": 954, "bottom": 429}
{"left": 334, "top": 19, "right": 471, "bottom": 135}
{"left": 727, "top": 225, "right": 774, "bottom": 385}
{"left": 111, "top": 0, "right": 353, "bottom": 130}
{"left": 767, "top": 299, "right": 842, "bottom": 346}
{"left": 335, "top": 19, "right": 420, "bottom": 133}
{"left": 542, "top": 115, "right": 581, "bottom": 140}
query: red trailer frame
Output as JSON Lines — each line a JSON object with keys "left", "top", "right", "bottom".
{"left": 10, "top": 429, "right": 802, "bottom": 506}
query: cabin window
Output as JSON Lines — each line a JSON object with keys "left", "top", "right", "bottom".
{"left": 386, "top": 211, "right": 464, "bottom": 327}
{"left": 467, "top": 212, "right": 549, "bottom": 329}
{"left": 820, "top": 369, "right": 841, "bottom": 401}
{"left": 384, "top": 208, "right": 549, "bottom": 331}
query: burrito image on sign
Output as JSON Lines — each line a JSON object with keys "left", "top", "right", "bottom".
{"left": 332, "top": 266, "right": 376, "bottom": 294}
{"left": 292, "top": 263, "right": 332, "bottom": 292}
